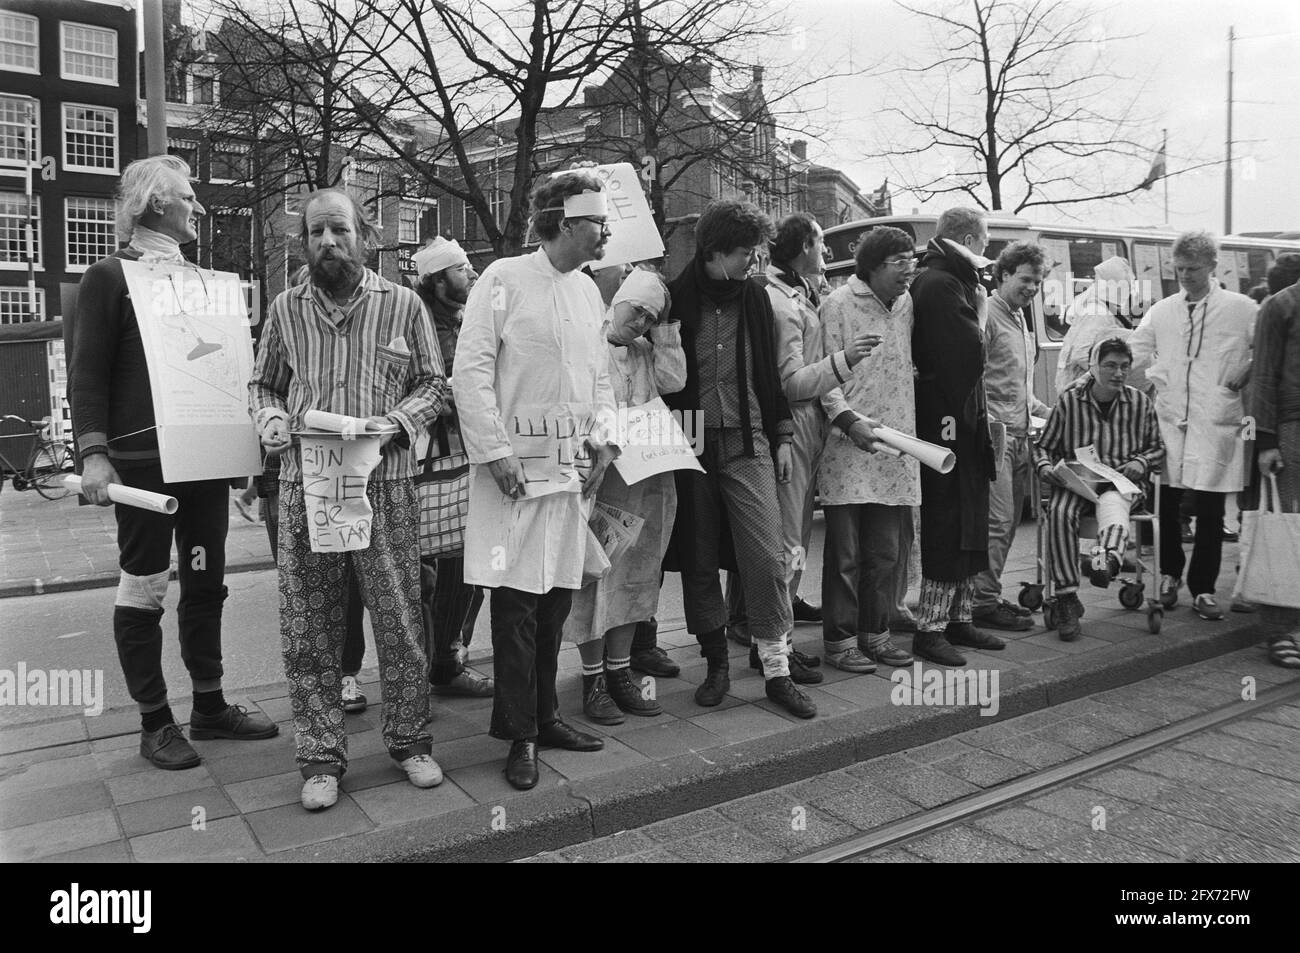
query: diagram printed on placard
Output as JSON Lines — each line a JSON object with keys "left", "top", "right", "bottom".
{"left": 157, "top": 309, "right": 244, "bottom": 402}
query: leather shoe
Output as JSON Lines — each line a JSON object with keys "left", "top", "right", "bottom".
{"left": 911, "top": 633, "right": 967, "bottom": 666}
{"left": 765, "top": 676, "right": 817, "bottom": 719}
{"left": 629, "top": 646, "right": 680, "bottom": 678}
{"left": 188, "top": 704, "right": 279, "bottom": 740}
{"left": 791, "top": 598, "right": 823, "bottom": 623}
{"left": 790, "top": 647, "right": 821, "bottom": 668}
{"left": 694, "top": 658, "right": 730, "bottom": 707}
{"left": 537, "top": 719, "right": 604, "bottom": 752}
{"left": 506, "top": 740, "right": 539, "bottom": 790}
{"left": 140, "top": 723, "right": 201, "bottom": 770}
{"left": 946, "top": 622, "right": 1006, "bottom": 650}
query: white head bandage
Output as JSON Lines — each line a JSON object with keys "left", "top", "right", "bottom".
{"left": 540, "top": 190, "right": 608, "bottom": 219}
{"left": 412, "top": 237, "right": 470, "bottom": 279}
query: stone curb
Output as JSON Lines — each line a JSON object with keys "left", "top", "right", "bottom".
{"left": 0, "top": 557, "right": 276, "bottom": 599}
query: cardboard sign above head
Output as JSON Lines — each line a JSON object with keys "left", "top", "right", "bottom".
{"left": 582, "top": 162, "right": 664, "bottom": 269}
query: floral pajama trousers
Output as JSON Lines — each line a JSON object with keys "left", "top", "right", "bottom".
{"left": 278, "top": 479, "right": 433, "bottom": 779}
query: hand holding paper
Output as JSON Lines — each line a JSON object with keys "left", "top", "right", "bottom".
{"left": 856, "top": 414, "right": 955, "bottom": 473}
{"left": 302, "top": 409, "right": 398, "bottom": 438}
{"left": 65, "top": 475, "right": 178, "bottom": 514}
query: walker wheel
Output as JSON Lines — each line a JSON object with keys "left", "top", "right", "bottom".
{"left": 1119, "top": 583, "right": 1145, "bottom": 610}
{"left": 1043, "top": 600, "right": 1058, "bottom": 630}
{"left": 1147, "top": 608, "right": 1163, "bottom": 634}
{"left": 1019, "top": 583, "right": 1044, "bottom": 612}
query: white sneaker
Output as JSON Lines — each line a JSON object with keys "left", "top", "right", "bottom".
{"left": 301, "top": 774, "right": 339, "bottom": 811}
{"left": 341, "top": 675, "right": 367, "bottom": 713}
{"left": 399, "top": 754, "right": 444, "bottom": 789}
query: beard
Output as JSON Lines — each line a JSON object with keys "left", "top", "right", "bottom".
{"left": 310, "top": 251, "right": 364, "bottom": 297}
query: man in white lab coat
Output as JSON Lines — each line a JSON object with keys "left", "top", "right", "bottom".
{"left": 453, "top": 170, "right": 621, "bottom": 791}
{"left": 1129, "top": 230, "right": 1256, "bottom": 620}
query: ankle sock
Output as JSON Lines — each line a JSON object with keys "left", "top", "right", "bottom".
{"left": 605, "top": 655, "right": 631, "bottom": 672}
{"left": 141, "top": 705, "right": 175, "bottom": 733}
{"left": 192, "top": 689, "right": 228, "bottom": 716}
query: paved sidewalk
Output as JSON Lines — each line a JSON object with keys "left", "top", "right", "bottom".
{"left": 0, "top": 485, "right": 273, "bottom": 598}
{"left": 0, "top": 546, "right": 1278, "bottom": 863}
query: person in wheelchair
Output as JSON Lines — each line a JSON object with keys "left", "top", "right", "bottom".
{"left": 1033, "top": 338, "right": 1165, "bottom": 640}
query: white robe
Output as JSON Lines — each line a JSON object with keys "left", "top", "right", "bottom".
{"left": 1129, "top": 284, "right": 1257, "bottom": 493}
{"left": 453, "top": 249, "right": 617, "bottom": 593}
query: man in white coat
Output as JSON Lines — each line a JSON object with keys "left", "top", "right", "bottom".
{"left": 1129, "top": 230, "right": 1256, "bottom": 620}
{"left": 453, "top": 170, "right": 621, "bottom": 791}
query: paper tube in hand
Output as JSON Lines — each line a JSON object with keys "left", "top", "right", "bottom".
{"left": 867, "top": 422, "right": 956, "bottom": 474}
{"left": 65, "top": 475, "right": 179, "bottom": 514}
{"left": 302, "top": 410, "right": 397, "bottom": 437}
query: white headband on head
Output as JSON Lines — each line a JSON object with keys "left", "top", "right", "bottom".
{"left": 412, "top": 238, "right": 469, "bottom": 279}
{"left": 540, "top": 191, "right": 608, "bottom": 219}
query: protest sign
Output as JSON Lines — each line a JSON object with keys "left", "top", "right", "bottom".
{"left": 613, "top": 398, "right": 704, "bottom": 485}
{"left": 119, "top": 261, "right": 262, "bottom": 483}
{"left": 297, "top": 432, "right": 384, "bottom": 552}
{"left": 505, "top": 401, "right": 604, "bottom": 498}
{"left": 589, "top": 501, "right": 645, "bottom": 564}
{"left": 587, "top": 163, "right": 665, "bottom": 268}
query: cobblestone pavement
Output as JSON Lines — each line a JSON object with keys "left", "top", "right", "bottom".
{"left": 520, "top": 649, "right": 1300, "bottom": 863}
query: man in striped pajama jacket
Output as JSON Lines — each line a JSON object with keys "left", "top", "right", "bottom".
{"left": 1033, "top": 337, "right": 1165, "bottom": 641}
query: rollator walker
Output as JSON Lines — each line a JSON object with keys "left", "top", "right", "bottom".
{"left": 1018, "top": 463, "right": 1165, "bottom": 635}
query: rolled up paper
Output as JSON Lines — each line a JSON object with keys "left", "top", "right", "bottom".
{"left": 65, "top": 475, "right": 178, "bottom": 514}
{"left": 302, "top": 409, "right": 397, "bottom": 437}
{"left": 858, "top": 417, "right": 956, "bottom": 474}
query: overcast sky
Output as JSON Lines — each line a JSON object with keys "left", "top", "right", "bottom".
{"left": 125, "top": 0, "right": 1299, "bottom": 236}
{"left": 797, "top": 0, "right": 1300, "bottom": 235}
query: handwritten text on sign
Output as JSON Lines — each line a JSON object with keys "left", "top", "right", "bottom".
{"left": 613, "top": 398, "right": 705, "bottom": 485}
{"left": 508, "top": 403, "right": 603, "bottom": 497}
{"left": 301, "top": 434, "right": 383, "bottom": 552}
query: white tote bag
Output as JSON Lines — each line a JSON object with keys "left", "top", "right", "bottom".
{"left": 1234, "top": 474, "right": 1300, "bottom": 609}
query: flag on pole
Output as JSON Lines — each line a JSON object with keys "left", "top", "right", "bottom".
{"left": 1139, "top": 142, "right": 1167, "bottom": 190}
{"left": 871, "top": 179, "right": 890, "bottom": 213}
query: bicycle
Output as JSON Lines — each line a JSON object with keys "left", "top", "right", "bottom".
{"left": 0, "top": 414, "right": 73, "bottom": 501}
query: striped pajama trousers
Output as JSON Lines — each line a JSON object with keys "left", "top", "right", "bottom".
{"left": 1046, "top": 488, "right": 1131, "bottom": 592}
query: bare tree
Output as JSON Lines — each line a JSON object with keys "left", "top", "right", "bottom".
{"left": 876, "top": 0, "right": 1159, "bottom": 213}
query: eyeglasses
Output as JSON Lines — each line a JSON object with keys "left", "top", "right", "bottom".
{"left": 884, "top": 255, "right": 915, "bottom": 269}
{"left": 1098, "top": 362, "right": 1131, "bottom": 373}
{"left": 569, "top": 216, "right": 611, "bottom": 232}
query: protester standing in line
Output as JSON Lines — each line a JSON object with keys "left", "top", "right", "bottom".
{"left": 1129, "top": 230, "right": 1256, "bottom": 620}
{"left": 454, "top": 170, "right": 621, "bottom": 790}
{"left": 563, "top": 268, "right": 684, "bottom": 724}
{"left": 908, "top": 207, "right": 999, "bottom": 666}
{"left": 250, "top": 189, "right": 445, "bottom": 811}
{"left": 662, "top": 200, "right": 815, "bottom": 718}
{"left": 70, "top": 155, "right": 278, "bottom": 771}
{"left": 818, "top": 226, "right": 918, "bottom": 672}
{"left": 972, "top": 241, "right": 1051, "bottom": 634}
{"left": 1248, "top": 268, "right": 1300, "bottom": 667}
{"left": 411, "top": 237, "right": 494, "bottom": 699}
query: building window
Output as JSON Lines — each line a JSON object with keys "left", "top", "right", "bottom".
{"left": 0, "top": 286, "right": 44, "bottom": 323}
{"left": 61, "top": 23, "right": 118, "bottom": 86}
{"left": 210, "top": 140, "right": 249, "bottom": 183}
{"left": 619, "top": 107, "right": 642, "bottom": 139}
{"left": 399, "top": 201, "right": 420, "bottom": 244}
{"left": 0, "top": 94, "right": 39, "bottom": 164}
{"left": 62, "top": 104, "right": 118, "bottom": 173}
{"left": 211, "top": 210, "right": 252, "bottom": 275}
{"left": 490, "top": 188, "right": 505, "bottom": 229}
{"left": 463, "top": 199, "right": 478, "bottom": 242}
{"left": 0, "top": 12, "right": 38, "bottom": 74}
{"left": 349, "top": 163, "right": 382, "bottom": 226}
{"left": 189, "top": 70, "right": 218, "bottom": 106}
{"left": 65, "top": 197, "right": 116, "bottom": 269}
{"left": 167, "top": 137, "right": 199, "bottom": 178}
{"left": 0, "top": 192, "right": 40, "bottom": 267}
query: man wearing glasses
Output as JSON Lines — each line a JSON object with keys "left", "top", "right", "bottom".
{"left": 454, "top": 169, "right": 621, "bottom": 790}
{"left": 1129, "top": 230, "right": 1256, "bottom": 621}
{"left": 1035, "top": 338, "right": 1165, "bottom": 640}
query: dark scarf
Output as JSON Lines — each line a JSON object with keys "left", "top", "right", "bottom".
{"left": 772, "top": 262, "right": 819, "bottom": 307}
{"left": 665, "top": 254, "right": 790, "bottom": 457}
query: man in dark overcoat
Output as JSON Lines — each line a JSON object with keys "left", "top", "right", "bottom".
{"left": 909, "top": 207, "right": 1005, "bottom": 665}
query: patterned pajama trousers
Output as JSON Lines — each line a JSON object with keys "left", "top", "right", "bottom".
{"left": 916, "top": 576, "right": 976, "bottom": 633}
{"left": 1047, "top": 488, "right": 1130, "bottom": 592}
{"left": 278, "top": 479, "right": 433, "bottom": 779}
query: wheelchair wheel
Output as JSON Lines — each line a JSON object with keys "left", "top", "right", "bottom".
{"left": 1147, "top": 608, "right": 1163, "bottom": 634}
{"left": 1118, "top": 583, "right": 1144, "bottom": 610}
{"left": 1019, "top": 583, "right": 1044, "bottom": 611}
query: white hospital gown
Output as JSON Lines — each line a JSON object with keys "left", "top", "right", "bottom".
{"left": 453, "top": 249, "right": 618, "bottom": 593}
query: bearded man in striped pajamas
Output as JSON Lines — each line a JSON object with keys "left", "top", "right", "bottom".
{"left": 1033, "top": 337, "right": 1165, "bottom": 641}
